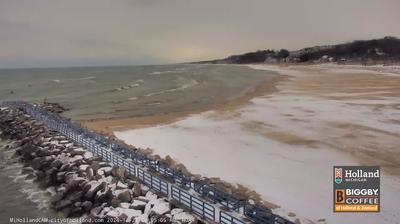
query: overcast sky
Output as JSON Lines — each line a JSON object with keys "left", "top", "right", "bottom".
{"left": 1, "top": 0, "right": 399, "bottom": 68}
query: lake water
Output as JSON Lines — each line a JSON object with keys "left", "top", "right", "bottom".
{"left": 0, "top": 64, "right": 274, "bottom": 121}
{"left": 0, "top": 139, "right": 52, "bottom": 224}
{"left": 0, "top": 64, "right": 276, "bottom": 223}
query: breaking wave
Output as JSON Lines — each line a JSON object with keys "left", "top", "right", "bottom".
{"left": 0, "top": 141, "right": 51, "bottom": 213}
{"left": 146, "top": 78, "right": 198, "bottom": 97}
{"left": 148, "top": 70, "right": 184, "bottom": 75}
{"left": 128, "top": 97, "right": 138, "bottom": 101}
{"left": 114, "top": 83, "right": 141, "bottom": 92}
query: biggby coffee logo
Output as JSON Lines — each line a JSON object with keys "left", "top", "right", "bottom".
{"left": 333, "top": 166, "right": 380, "bottom": 212}
{"left": 335, "top": 168, "right": 342, "bottom": 184}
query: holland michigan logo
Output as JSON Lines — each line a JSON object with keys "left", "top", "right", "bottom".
{"left": 333, "top": 166, "right": 380, "bottom": 212}
{"left": 335, "top": 168, "right": 342, "bottom": 184}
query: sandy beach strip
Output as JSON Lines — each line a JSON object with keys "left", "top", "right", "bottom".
{"left": 110, "top": 64, "right": 400, "bottom": 223}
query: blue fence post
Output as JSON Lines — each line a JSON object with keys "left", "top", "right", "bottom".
{"left": 150, "top": 174, "right": 153, "bottom": 189}
{"left": 203, "top": 201, "right": 205, "bottom": 221}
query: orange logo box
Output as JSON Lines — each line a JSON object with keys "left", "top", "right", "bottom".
{"left": 335, "top": 204, "right": 379, "bottom": 212}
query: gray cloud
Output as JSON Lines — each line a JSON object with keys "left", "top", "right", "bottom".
{"left": 0, "top": 0, "right": 399, "bottom": 68}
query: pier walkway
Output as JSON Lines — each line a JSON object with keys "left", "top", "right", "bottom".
{"left": 1, "top": 101, "right": 294, "bottom": 224}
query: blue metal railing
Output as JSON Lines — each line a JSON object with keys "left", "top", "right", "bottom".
{"left": 220, "top": 211, "right": 245, "bottom": 224}
{"left": 171, "top": 185, "right": 215, "bottom": 221}
{"left": 137, "top": 168, "right": 169, "bottom": 196}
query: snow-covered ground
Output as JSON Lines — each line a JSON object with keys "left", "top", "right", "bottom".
{"left": 313, "top": 63, "right": 400, "bottom": 77}
{"left": 115, "top": 64, "right": 400, "bottom": 224}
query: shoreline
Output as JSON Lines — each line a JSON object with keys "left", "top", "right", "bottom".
{"left": 85, "top": 63, "right": 400, "bottom": 134}
{"left": 84, "top": 71, "right": 286, "bottom": 133}
{"left": 113, "top": 63, "right": 400, "bottom": 223}
{"left": 2, "top": 63, "right": 398, "bottom": 223}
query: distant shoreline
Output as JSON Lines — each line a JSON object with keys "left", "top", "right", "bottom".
{"left": 193, "top": 36, "right": 400, "bottom": 65}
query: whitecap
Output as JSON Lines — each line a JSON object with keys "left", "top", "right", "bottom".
{"left": 64, "top": 76, "right": 96, "bottom": 81}
{"left": 76, "top": 76, "right": 96, "bottom": 80}
{"left": 129, "top": 83, "right": 140, "bottom": 88}
{"left": 146, "top": 102, "right": 162, "bottom": 106}
{"left": 145, "top": 78, "right": 198, "bottom": 97}
{"left": 128, "top": 97, "right": 138, "bottom": 101}
{"left": 148, "top": 70, "right": 183, "bottom": 75}
{"left": 114, "top": 83, "right": 140, "bottom": 92}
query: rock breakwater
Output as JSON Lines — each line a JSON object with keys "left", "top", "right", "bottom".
{"left": 0, "top": 106, "right": 197, "bottom": 224}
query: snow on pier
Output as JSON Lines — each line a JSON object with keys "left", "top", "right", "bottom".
{"left": 1, "top": 101, "right": 295, "bottom": 224}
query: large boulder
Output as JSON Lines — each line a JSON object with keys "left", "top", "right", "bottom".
{"left": 85, "top": 167, "right": 94, "bottom": 180}
{"left": 95, "top": 187, "right": 113, "bottom": 204}
{"left": 135, "top": 196, "right": 149, "bottom": 203}
{"left": 65, "top": 176, "right": 86, "bottom": 192}
{"left": 125, "top": 179, "right": 136, "bottom": 189}
{"left": 149, "top": 199, "right": 171, "bottom": 215}
{"left": 141, "top": 185, "right": 150, "bottom": 195}
{"left": 147, "top": 198, "right": 170, "bottom": 216}
{"left": 145, "top": 191, "right": 158, "bottom": 201}
{"left": 56, "top": 172, "right": 66, "bottom": 182}
{"left": 133, "top": 182, "right": 141, "bottom": 196}
{"left": 116, "top": 181, "right": 128, "bottom": 190}
{"left": 97, "top": 167, "right": 112, "bottom": 176}
{"left": 50, "top": 159, "right": 63, "bottom": 169}
{"left": 116, "top": 189, "right": 132, "bottom": 203}
{"left": 36, "top": 147, "right": 51, "bottom": 157}
{"left": 43, "top": 167, "right": 58, "bottom": 186}
{"left": 83, "top": 151, "right": 94, "bottom": 160}
{"left": 68, "top": 147, "right": 86, "bottom": 156}
{"left": 171, "top": 208, "right": 184, "bottom": 216}
{"left": 130, "top": 200, "right": 147, "bottom": 211}
{"left": 119, "top": 202, "right": 131, "bottom": 209}
{"left": 111, "top": 198, "right": 122, "bottom": 208}
{"left": 111, "top": 166, "right": 127, "bottom": 181}
{"left": 91, "top": 161, "right": 111, "bottom": 171}
{"left": 81, "top": 201, "right": 93, "bottom": 212}
{"left": 31, "top": 156, "right": 52, "bottom": 170}
{"left": 68, "top": 155, "right": 84, "bottom": 164}
{"left": 84, "top": 181, "right": 106, "bottom": 200}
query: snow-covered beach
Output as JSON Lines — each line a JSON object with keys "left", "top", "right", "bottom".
{"left": 115, "top": 64, "right": 400, "bottom": 224}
